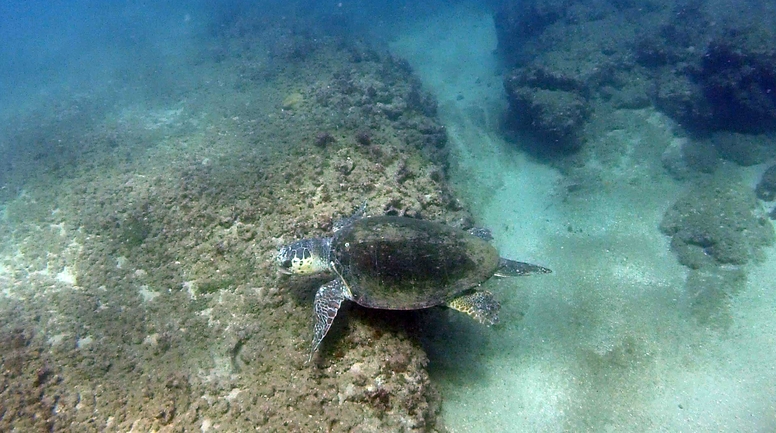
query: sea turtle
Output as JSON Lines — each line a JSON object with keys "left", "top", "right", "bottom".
{"left": 277, "top": 204, "right": 551, "bottom": 360}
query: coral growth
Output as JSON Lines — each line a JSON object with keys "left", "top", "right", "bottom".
{"left": 0, "top": 13, "right": 463, "bottom": 432}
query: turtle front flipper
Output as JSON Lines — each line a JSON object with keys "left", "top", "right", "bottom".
{"left": 447, "top": 290, "right": 500, "bottom": 325}
{"left": 467, "top": 227, "right": 493, "bottom": 241}
{"left": 494, "top": 258, "right": 552, "bottom": 277}
{"left": 310, "top": 278, "right": 348, "bottom": 361}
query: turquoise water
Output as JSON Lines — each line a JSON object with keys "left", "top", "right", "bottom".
{"left": 2, "top": 1, "right": 776, "bottom": 431}
{"left": 391, "top": 5, "right": 776, "bottom": 432}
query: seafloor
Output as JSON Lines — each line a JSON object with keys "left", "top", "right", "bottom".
{"left": 0, "top": 16, "right": 464, "bottom": 432}
{"left": 3, "top": 1, "right": 776, "bottom": 432}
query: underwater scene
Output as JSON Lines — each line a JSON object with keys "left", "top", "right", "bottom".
{"left": 1, "top": 0, "right": 776, "bottom": 431}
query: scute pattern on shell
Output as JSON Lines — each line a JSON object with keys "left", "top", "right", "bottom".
{"left": 331, "top": 216, "right": 500, "bottom": 310}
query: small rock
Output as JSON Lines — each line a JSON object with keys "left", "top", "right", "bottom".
{"left": 756, "top": 164, "right": 776, "bottom": 201}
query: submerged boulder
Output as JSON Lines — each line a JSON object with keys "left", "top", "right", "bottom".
{"left": 696, "top": 32, "right": 776, "bottom": 133}
{"left": 654, "top": 28, "right": 776, "bottom": 135}
{"left": 660, "top": 176, "right": 774, "bottom": 269}
{"left": 493, "top": 0, "right": 567, "bottom": 65}
{"left": 756, "top": 164, "right": 776, "bottom": 201}
{"left": 653, "top": 70, "right": 713, "bottom": 131}
{"left": 504, "top": 66, "right": 591, "bottom": 153}
{"left": 708, "top": 131, "right": 776, "bottom": 166}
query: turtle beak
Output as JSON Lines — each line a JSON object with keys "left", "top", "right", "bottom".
{"left": 277, "top": 246, "right": 294, "bottom": 276}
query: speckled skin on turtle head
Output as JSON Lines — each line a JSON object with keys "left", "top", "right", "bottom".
{"left": 276, "top": 205, "right": 551, "bottom": 361}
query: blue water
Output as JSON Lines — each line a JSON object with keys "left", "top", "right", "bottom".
{"left": 2, "top": 1, "right": 776, "bottom": 431}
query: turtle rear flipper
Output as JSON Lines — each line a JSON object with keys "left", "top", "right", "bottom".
{"left": 495, "top": 258, "right": 552, "bottom": 277}
{"left": 447, "top": 290, "right": 500, "bottom": 325}
{"left": 310, "top": 278, "right": 348, "bottom": 361}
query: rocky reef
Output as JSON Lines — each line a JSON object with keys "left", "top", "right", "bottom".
{"left": 649, "top": 24, "right": 776, "bottom": 135}
{"left": 503, "top": 66, "right": 591, "bottom": 152}
{"left": 494, "top": 0, "right": 776, "bottom": 157}
{"left": 494, "top": 0, "right": 776, "bottom": 332}
{"left": 659, "top": 173, "right": 774, "bottom": 327}
{"left": 0, "top": 10, "right": 467, "bottom": 432}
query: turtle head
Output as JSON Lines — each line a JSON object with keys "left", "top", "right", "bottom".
{"left": 277, "top": 238, "right": 331, "bottom": 276}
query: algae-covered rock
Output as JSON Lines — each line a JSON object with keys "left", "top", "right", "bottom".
{"left": 660, "top": 175, "right": 774, "bottom": 268}
{"left": 504, "top": 66, "right": 591, "bottom": 153}
{"left": 710, "top": 131, "right": 776, "bottom": 166}
{"left": 697, "top": 31, "right": 776, "bottom": 133}
{"left": 661, "top": 137, "right": 720, "bottom": 180}
{"left": 653, "top": 70, "right": 714, "bottom": 131}
{"left": 281, "top": 92, "right": 304, "bottom": 110}
{"left": 505, "top": 86, "right": 589, "bottom": 152}
{"left": 0, "top": 20, "right": 457, "bottom": 432}
{"left": 756, "top": 164, "right": 776, "bottom": 201}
